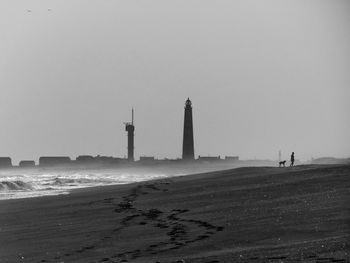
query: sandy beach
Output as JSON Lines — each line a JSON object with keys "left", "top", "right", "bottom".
{"left": 0, "top": 164, "right": 349, "bottom": 263}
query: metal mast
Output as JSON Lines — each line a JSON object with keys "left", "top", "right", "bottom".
{"left": 125, "top": 109, "right": 135, "bottom": 161}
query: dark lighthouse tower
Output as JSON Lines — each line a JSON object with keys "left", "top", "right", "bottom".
{"left": 125, "top": 109, "right": 135, "bottom": 161}
{"left": 182, "top": 98, "right": 195, "bottom": 160}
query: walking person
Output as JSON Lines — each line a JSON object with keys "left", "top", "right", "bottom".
{"left": 290, "top": 152, "right": 295, "bottom": 166}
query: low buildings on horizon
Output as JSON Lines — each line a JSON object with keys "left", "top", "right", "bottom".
{"left": 3, "top": 155, "right": 350, "bottom": 170}
{"left": 19, "top": 160, "right": 36, "bottom": 168}
{"left": 39, "top": 156, "right": 72, "bottom": 167}
{"left": 0, "top": 154, "right": 242, "bottom": 169}
{"left": 0, "top": 157, "right": 12, "bottom": 168}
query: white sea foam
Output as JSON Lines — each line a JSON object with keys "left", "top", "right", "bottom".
{"left": 0, "top": 168, "right": 171, "bottom": 200}
{"left": 0, "top": 162, "right": 242, "bottom": 200}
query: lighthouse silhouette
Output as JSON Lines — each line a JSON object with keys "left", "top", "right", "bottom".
{"left": 125, "top": 109, "right": 135, "bottom": 161}
{"left": 182, "top": 98, "right": 195, "bottom": 160}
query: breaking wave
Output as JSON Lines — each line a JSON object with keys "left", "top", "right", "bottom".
{"left": 0, "top": 168, "right": 184, "bottom": 200}
{"left": 52, "top": 177, "right": 114, "bottom": 186}
{"left": 0, "top": 180, "right": 33, "bottom": 191}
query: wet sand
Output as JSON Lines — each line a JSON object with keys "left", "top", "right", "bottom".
{"left": 0, "top": 165, "right": 349, "bottom": 263}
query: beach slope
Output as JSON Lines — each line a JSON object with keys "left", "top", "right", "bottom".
{"left": 0, "top": 165, "right": 349, "bottom": 262}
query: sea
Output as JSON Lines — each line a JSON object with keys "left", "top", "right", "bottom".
{"left": 0, "top": 163, "right": 242, "bottom": 200}
{"left": 0, "top": 167, "right": 180, "bottom": 200}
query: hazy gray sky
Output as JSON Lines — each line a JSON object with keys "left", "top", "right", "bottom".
{"left": 1, "top": 0, "right": 349, "bottom": 164}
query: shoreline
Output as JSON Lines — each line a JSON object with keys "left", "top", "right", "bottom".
{"left": 0, "top": 164, "right": 339, "bottom": 202}
{"left": 0, "top": 164, "right": 349, "bottom": 262}
{"left": 0, "top": 161, "right": 251, "bottom": 201}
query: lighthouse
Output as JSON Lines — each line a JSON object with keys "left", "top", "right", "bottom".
{"left": 125, "top": 109, "right": 135, "bottom": 161}
{"left": 182, "top": 98, "right": 195, "bottom": 160}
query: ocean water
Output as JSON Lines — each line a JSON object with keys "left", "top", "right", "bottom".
{"left": 0, "top": 162, "right": 244, "bottom": 200}
{"left": 0, "top": 168, "right": 174, "bottom": 200}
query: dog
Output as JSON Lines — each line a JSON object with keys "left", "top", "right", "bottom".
{"left": 279, "top": 160, "right": 286, "bottom": 167}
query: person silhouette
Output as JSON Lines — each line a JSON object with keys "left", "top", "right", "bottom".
{"left": 290, "top": 152, "right": 295, "bottom": 166}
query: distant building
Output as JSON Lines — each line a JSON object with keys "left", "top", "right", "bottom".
{"left": 311, "top": 157, "right": 350, "bottom": 165}
{"left": 139, "top": 156, "right": 155, "bottom": 163}
{"left": 225, "top": 156, "right": 239, "bottom": 161}
{"left": 198, "top": 156, "right": 221, "bottom": 162}
{"left": 39, "top": 156, "right": 71, "bottom": 166}
{"left": 182, "top": 98, "right": 195, "bottom": 160}
{"left": 76, "top": 155, "right": 95, "bottom": 163}
{"left": 0, "top": 157, "right": 12, "bottom": 168}
{"left": 75, "top": 155, "right": 127, "bottom": 166}
{"left": 19, "top": 160, "right": 36, "bottom": 167}
{"left": 94, "top": 155, "right": 124, "bottom": 164}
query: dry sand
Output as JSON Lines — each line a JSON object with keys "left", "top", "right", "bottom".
{"left": 0, "top": 165, "right": 349, "bottom": 263}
